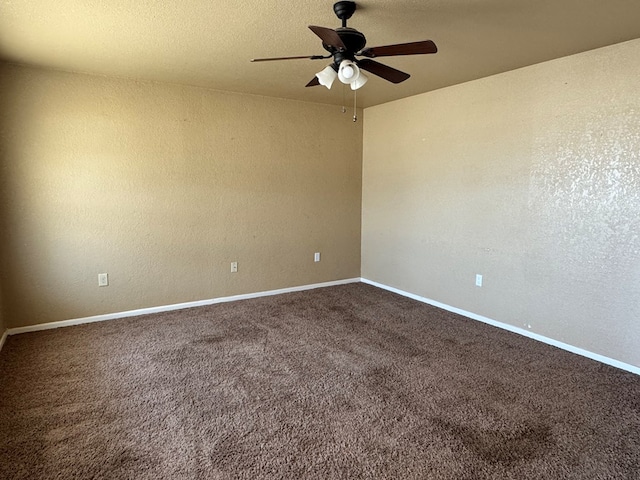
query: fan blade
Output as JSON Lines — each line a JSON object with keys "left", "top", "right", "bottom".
{"left": 306, "top": 76, "right": 320, "bottom": 87}
{"left": 251, "top": 54, "right": 327, "bottom": 62}
{"left": 359, "top": 40, "right": 437, "bottom": 58}
{"left": 357, "top": 59, "right": 410, "bottom": 84}
{"left": 308, "top": 25, "right": 346, "bottom": 50}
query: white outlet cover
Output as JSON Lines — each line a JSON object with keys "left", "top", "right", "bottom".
{"left": 98, "top": 273, "right": 109, "bottom": 286}
{"left": 314, "top": 252, "right": 321, "bottom": 262}
{"left": 475, "top": 274, "right": 483, "bottom": 287}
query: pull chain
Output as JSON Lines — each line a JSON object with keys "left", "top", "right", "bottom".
{"left": 341, "top": 83, "right": 347, "bottom": 114}
{"left": 353, "top": 88, "right": 358, "bottom": 122}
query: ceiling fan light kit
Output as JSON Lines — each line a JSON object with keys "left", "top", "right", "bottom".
{"left": 337, "top": 59, "right": 368, "bottom": 90}
{"left": 251, "top": 1, "right": 438, "bottom": 90}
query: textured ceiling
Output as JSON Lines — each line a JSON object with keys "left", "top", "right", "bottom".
{"left": 1, "top": 0, "right": 640, "bottom": 108}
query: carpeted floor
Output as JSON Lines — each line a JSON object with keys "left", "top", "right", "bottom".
{"left": 0, "top": 283, "right": 639, "bottom": 479}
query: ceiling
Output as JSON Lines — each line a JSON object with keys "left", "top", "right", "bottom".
{"left": 1, "top": 0, "right": 640, "bottom": 108}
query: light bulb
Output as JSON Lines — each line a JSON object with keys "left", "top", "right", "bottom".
{"left": 338, "top": 60, "right": 360, "bottom": 85}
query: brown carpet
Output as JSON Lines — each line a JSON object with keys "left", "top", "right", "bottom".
{"left": 1, "top": 283, "right": 639, "bottom": 479}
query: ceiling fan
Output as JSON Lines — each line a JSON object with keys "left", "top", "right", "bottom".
{"left": 251, "top": 1, "right": 437, "bottom": 91}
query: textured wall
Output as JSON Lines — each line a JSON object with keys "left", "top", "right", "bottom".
{"left": 0, "top": 64, "right": 362, "bottom": 328}
{"left": 0, "top": 287, "right": 4, "bottom": 334}
{"left": 362, "top": 39, "right": 640, "bottom": 367}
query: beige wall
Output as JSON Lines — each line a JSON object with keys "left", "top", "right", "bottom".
{"left": 362, "top": 39, "right": 640, "bottom": 367}
{"left": 0, "top": 64, "right": 362, "bottom": 328}
{"left": 0, "top": 65, "right": 6, "bottom": 335}
{"left": 0, "top": 287, "right": 5, "bottom": 334}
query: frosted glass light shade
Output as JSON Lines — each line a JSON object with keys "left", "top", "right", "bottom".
{"left": 316, "top": 66, "right": 337, "bottom": 89}
{"left": 351, "top": 72, "right": 368, "bottom": 90}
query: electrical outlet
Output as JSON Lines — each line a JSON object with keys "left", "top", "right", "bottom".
{"left": 314, "top": 252, "right": 321, "bottom": 262}
{"left": 231, "top": 262, "right": 238, "bottom": 273}
{"left": 98, "top": 273, "right": 109, "bottom": 287}
{"left": 475, "top": 274, "right": 483, "bottom": 287}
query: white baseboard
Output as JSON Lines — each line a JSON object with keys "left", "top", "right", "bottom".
{"left": 0, "top": 329, "right": 8, "bottom": 351}
{"left": 361, "top": 278, "right": 640, "bottom": 376}
{"left": 6, "top": 276, "right": 638, "bottom": 377}
{"left": 6, "top": 278, "right": 361, "bottom": 337}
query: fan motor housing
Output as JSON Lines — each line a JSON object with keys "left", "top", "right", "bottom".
{"left": 337, "top": 28, "right": 366, "bottom": 53}
{"left": 322, "top": 27, "right": 366, "bottom": 62}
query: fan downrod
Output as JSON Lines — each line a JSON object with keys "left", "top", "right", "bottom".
{"left": 333, "top": 1, "right": 356, "bottom": 27}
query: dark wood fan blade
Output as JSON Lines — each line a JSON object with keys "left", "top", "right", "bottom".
{"left": 357, "top": 59, "right": 410, "bottom": 84}
{"left": 308, "top": 25, "right": 346, "bottom": 50}
{"left": 251, "top": 55, "right": 327, "bottom": 62}
{"left": 306, "top": 76, "right": 320, "bottom": 87}
{"left": 359, "top": 40, "right": 437, "bottom": 58}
